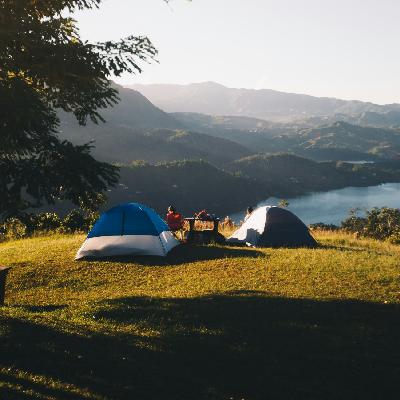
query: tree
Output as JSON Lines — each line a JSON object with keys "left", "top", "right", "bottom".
{"left": 0, "top": 0, "right": 159, "bottom": 218}
{"left": 278, "top": 199, "right": 289, "bottom": 208}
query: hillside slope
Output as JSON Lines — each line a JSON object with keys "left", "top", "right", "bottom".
{"left": 1, "top": 232, "right": 399, "bottom": 399}
{"left": 232, "top": 121, "right": 400, "bottom": 161}
{"left": 92, "top": 83, "right": 181, "bottom": 129}
{"left": 227, "top": 153, "right": 400, "bottom": 196}
{"left": 291, "top": 121, "right": 400, "bottom": 160}
{"left": 58, "top": 85, "right": 251, "bottom": 165}
{"left": 41, "top": 157, "right": 400, "bottom": 218}
{"left": 172, "top": 114, "right": 400, "bottom": 161}
{"left": 90, "top": 157, "right": 400, "bottom": 219}
{"left": 59, "top": 124, "right": 251, "bottom": 165}
{"left": 110, "top": 160, "right": 264, "bottom": 215}
{"left": 171, "top": 111, "right": 299, "bottom": 153}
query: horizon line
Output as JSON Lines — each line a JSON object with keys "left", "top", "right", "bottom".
{"left": 118, "top": 80, "right": 399, "bottom": 107}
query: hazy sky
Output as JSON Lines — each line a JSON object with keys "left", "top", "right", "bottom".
{"left": 74, "top": 0, "right": 400, "bottom": 104}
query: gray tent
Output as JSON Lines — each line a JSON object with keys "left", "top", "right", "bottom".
{"left": 227, "top": 206, "right": 317, "bottom": 248}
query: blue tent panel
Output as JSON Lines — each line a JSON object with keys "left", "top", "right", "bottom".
{"left": 139, "top": 204, "right": 170, "bottom": 234}
{"left": 88, "top": 203, "right": 168, "bottom": 239}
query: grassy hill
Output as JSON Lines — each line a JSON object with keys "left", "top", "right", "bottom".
{"left": 1, "top": 231, "right": 399, "bottom": 399}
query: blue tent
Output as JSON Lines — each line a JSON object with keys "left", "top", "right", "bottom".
{"left": 76, "top": 203, "right": 179, "bottom": 259}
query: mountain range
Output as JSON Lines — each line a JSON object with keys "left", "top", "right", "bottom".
{"left": 129, "top": 81, "right": 400, "bottom": 123}
{"left": 57, "top": 83, "right": 400, "bottom": 165}
{"left": 58, "top": 84, "right": 251, "bottom": 165}
{"left": 48, "top": 82, "right": 400, "bottom": 215}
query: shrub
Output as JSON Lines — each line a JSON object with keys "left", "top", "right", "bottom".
{"left": 61, "top": 209, "right": 99, "bottom": 233}
{"left": 309, "top": 222, "right": 339, "bottom": 231}
{"left": 342, "top": 207, "right": 400, "bottom": 243}
{"left": 35, "top": 213, "right": 62, "bottom": 232}
{"left": 1, "top": 218, "right": 27, "bottom": 240}
{"left": 0, "top": 209, "right": 100, "bottom": 241}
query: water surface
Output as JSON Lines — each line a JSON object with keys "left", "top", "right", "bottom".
{"left": 231, "top": 182, "right": 400, "bottom": 225}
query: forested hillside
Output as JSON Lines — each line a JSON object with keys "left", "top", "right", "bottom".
{"left": 228, "top": 154, "right": 400, "bottom": 196}
{"left": 110, "top": 160, "right": 264, "bottom": 216}
{"left": 58, "top": 85, "right": 251, "bottom": 165}
{"left": 57, "top": 85, "right": 400, "bottom": 164}
{"left": 59, "top": 124, "right": 251, "bottom": 165}
{"left": 50, "top": 85, "right": 400, "bottom": 217}
{"left": 172, "top": 113, "right": 400, "bottom": 161}
{"left": 92, "top": 157, "right": 400, "bottom": 216}
{"left": 291, "top": 121, "right": 400, "bottom": 160}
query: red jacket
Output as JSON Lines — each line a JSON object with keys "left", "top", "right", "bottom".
{"left": 166, "top": 212, "right": 183, "bottom": 231}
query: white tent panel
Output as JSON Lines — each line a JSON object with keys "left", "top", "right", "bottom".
{"left": 159, "top": 231, "right": 180, "bottom": 254}
{"left": 75, "top": 233, "right": 179, "bottom": 259}
{"left": 227, "top": 206, "right": 269, "bottom": 246}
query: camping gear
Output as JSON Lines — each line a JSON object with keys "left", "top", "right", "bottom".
{"left": 227, "top": 206, "right": 317, "bottom": 248}
{"left": 184, "top": 217, "right": 225, "bottom": 245}
{"left": 194, "top": 209, "right": 213, "bottom": 221}
{"left": 76, "top": 203, "right": 179, "bottom": 259}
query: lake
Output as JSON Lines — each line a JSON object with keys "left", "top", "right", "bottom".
{"left": 231, "top": 182, "right": 400, "bottom": 225}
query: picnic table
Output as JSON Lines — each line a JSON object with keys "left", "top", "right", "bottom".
{"left": 184, "top": 217, "right": 220, "bottom": 233}
{"left": 184, "top": 217, "right": 224, "bottom": 244}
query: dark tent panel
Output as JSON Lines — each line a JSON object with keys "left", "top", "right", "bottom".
{"left": 228, "top": 206, "right": 317, "bottom": 248}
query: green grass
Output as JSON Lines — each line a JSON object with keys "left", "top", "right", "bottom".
{"left": 0, "top": 231, "right": 399, "bottom": 399}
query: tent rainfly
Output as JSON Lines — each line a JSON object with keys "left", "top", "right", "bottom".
{"left": 76, "top": 203, "right": 179, "bottom": 259}
{"left": 227, "top": 206, "right": 317, "bottom": 248}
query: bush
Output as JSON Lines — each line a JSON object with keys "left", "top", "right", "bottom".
{"left": 35, "top": 213, "right": 62, "bottom": 232}
{"left": 1, "top": 218, "right": 27, "bottom": 240}
{"left": 61, "top": 210, "right": 99, "bottom": 233}
{"left": 342, "top": 207, "right": 400, "bottom": 244}
{"left": 309, "top": 222, "right": 339, "bottom": 231}
{"left": 0, "top": 209, "right": 100, "bottom": 241}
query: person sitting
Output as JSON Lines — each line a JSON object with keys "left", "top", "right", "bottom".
{"left": 166, "top": 206, "right": 184, "bottom": 238}
{"left": 244, "top": 206, "right": 254, "bottom": 222}
{"left": 223, "top": 216, "right": 234, "bottom": 229}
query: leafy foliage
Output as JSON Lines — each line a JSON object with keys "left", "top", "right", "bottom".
{"left": 62, "top": 209, "right": 99, "bottom": 232}
{"left": 0, "top": 209, "right": 99, "bottom": 241}
{"left": 278, "top": 199, "right": 289, "bottom": 208}
{"left": 1, "top": 218, "right": 28, "bottom": 240}
{"left": 342, "top": 207, "right": 400, "bottom": 243}
{"left": 309, "top": 222, "right": 339, "bottom": 231}
{"left": 0, "top": 0, "right": 158, "bottom": 218}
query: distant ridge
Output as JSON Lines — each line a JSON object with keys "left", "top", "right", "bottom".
{"left": 58, "top": 84, "right": 251, "bottom": 165}
{"left": 128, "top": 82, "right": 400, "bottom": 122}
